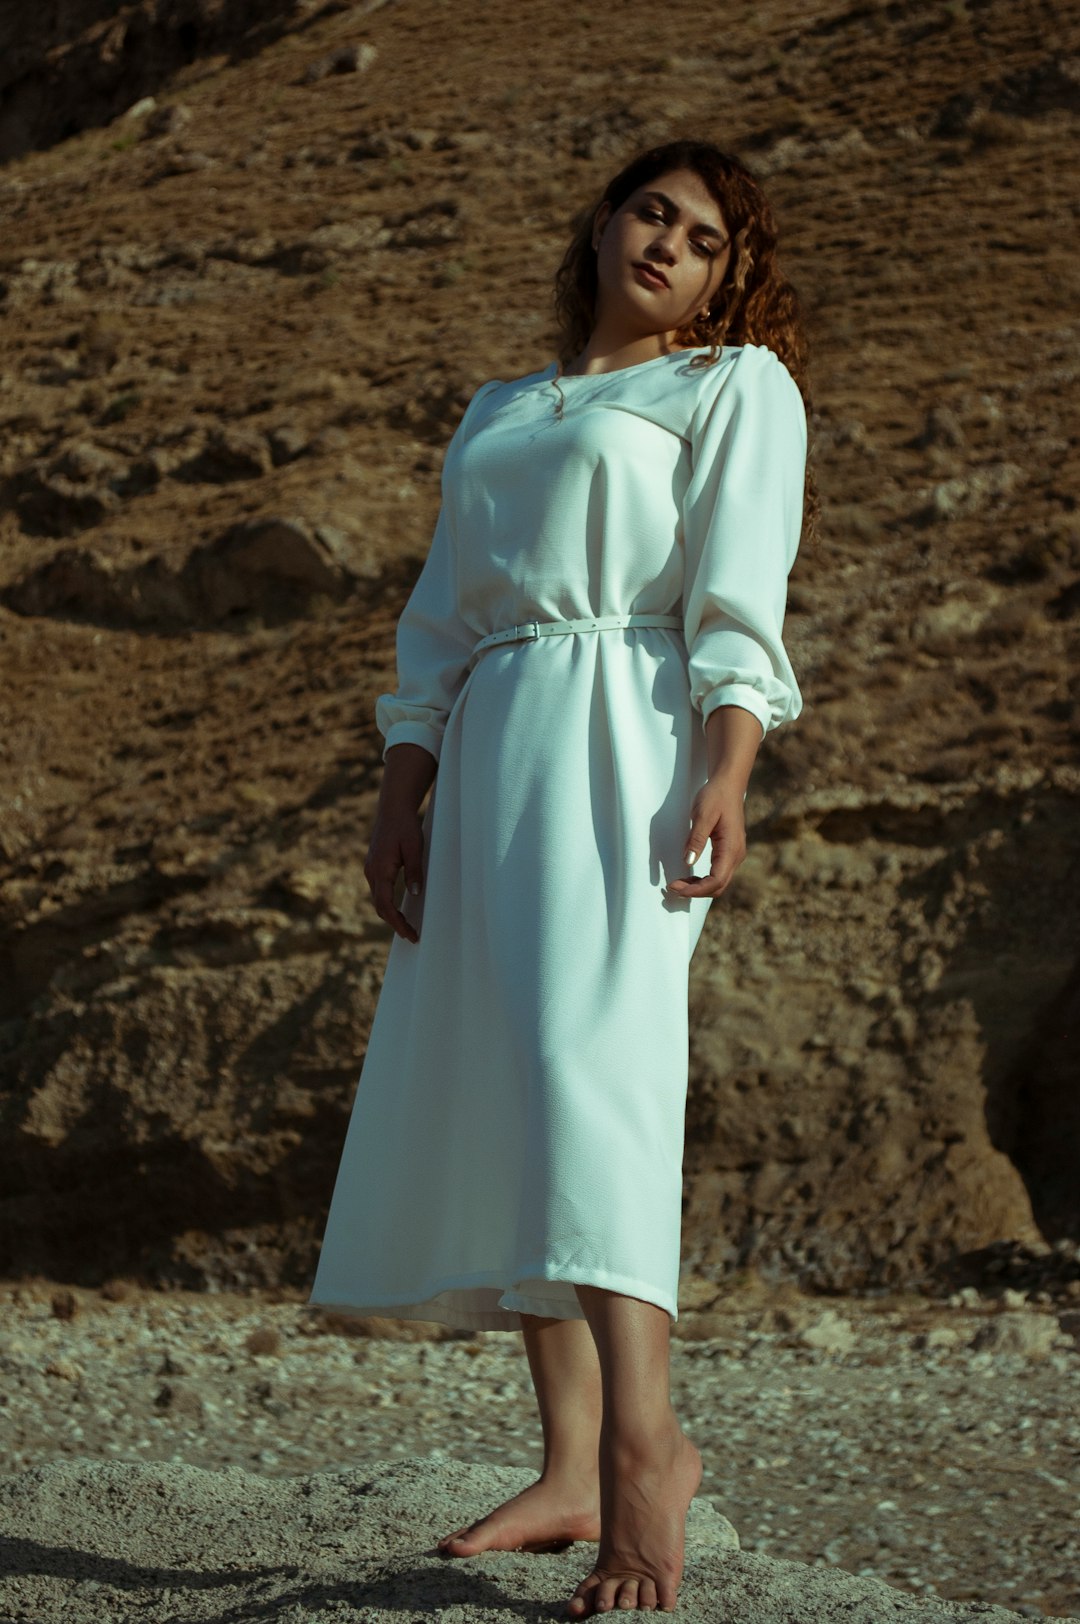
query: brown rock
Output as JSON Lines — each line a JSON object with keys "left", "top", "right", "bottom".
{"left": 0, "top": 0, "right": 1075, "bottom": 1311}
{"left": 244, "top": 1326, "right": 282, "bottom": 1357}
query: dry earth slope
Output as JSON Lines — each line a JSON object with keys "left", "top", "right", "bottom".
{"left": 0, "top": 0, "right": 1078, "bottom": 1297}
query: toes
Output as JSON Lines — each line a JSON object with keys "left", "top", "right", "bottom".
{"left": 569, "top": 1572, "right": 667, "bottom": 1614}
{"left": 594, "top": 1577, "right": 623, "bottom": 1612}
{"left": 437, "top": 1524, "right": 476, "bottom": 1554}
{"left": 568, "top": 1575, "right": 601, "bottom": 1617}
{"left": 616, "top": 1578, "right": 640, "bottom": 1610}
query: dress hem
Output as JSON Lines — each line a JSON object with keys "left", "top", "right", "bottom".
{"left": 308, "top": 1261, "right": 679, "bottom": 1334}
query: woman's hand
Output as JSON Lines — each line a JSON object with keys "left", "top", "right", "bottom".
{"left": 664, "top": 771, "right": 747, "bottom": 901}
{"left": 365, "top": 743, "right": 437, "bottom": 943}
{"left": 365, "top": 801, "right": 425, "bottom": 942}
{"left": 664, "top": 703, "right": 762, "bottom": 900}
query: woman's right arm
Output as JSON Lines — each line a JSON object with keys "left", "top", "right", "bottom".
{"left": 367, "top": 501, "right": 474, "bottom": 945}
{"left": 366, "top": 379, "right": 499, "bottom": 941}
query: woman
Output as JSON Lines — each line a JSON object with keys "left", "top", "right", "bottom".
{"left": 310, "top": 138, "right": 817, "bottom": 1616}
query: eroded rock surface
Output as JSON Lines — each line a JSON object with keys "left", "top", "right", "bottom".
{"left": 0, "top": 0, "right": 1077, "bottom": 1296}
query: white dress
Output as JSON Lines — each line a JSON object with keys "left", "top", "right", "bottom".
{"left": 309, "top": 341, "right": 806, "bottom": 1332}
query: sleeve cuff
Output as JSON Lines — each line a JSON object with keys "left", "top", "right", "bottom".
{"left": 381, "top": 721, "right": 444, "bottom": 764}
{"left": 699, "top": 684, "right": 772, "bottom": 739}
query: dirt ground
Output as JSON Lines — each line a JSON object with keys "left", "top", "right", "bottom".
{"left": 2, "top": 1274, "right": 1079, "bottom": 1619}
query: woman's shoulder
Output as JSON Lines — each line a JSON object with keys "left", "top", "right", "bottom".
{"left": 456, "top": 371, "right": 530, "bottom": 422}
{"left": 689, "top": 340, "right": 796, "bottom": 395}
{"left": 621, "top": 342, "right": 796, "bottom": 420}
{"left": 447, "top": 366, "right": 555, "bottom": 444}
{"left": 446, "top": 376, "right": 506, "bottom": 447}
{"left": 687, "top": 341, "right": 804, "bottom": 432}
{"left": 615, "top": 345, "right": 763, "bottom": 442}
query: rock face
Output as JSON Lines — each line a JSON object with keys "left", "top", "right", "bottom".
{"left": 0, "top": 0, "right": 325, "bottom": 164}
{"left": 1, "top": 517, "right": 383, "bottom": 630}
{"left": 0, "top": 1455, "right": 1037, "bottom": 1623}
{"left": 0, "top": 0, "right": 1078, "bottom": 1297}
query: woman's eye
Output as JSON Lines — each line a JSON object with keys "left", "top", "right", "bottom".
{"left": 642, "top": 207, "right": 714, "bottom": 256}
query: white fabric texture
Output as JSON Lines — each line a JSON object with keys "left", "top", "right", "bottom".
{"left": 309, "top": 341, "right": 806, "bottom": 1331}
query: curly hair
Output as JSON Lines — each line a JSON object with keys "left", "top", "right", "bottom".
{"left": 552, "top": 138, "right": 820, "bottom": 550}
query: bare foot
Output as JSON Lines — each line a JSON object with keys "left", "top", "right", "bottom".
{"left": 566, "top": 1412, "right": 703, "bottom": 1615}
{"left": 436, "top": 1472, "right": 602, "bottom": 1557}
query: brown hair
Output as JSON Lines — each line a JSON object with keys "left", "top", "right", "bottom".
{"left": 552, "top": 138, "right": 820, "bottom": 550}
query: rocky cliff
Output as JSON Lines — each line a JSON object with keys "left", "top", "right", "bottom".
{"left": 0, "top": 0, "right": 1077, "bottom": 1296}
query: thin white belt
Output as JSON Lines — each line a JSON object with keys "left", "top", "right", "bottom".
{"left": 473, "top": 612, "right": 682, "bottom": 656}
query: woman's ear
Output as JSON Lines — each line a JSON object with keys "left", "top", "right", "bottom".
{"left": 591, "top": 199, "right": 612, "bottom": 251}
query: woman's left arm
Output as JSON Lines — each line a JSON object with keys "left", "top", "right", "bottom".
{"left": 666, "top": 343, "right": 807, "bottom": 900}
{"left": 664, "top": 702, "right": 762, "bottom": 897}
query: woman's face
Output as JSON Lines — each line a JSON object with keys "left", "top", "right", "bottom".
{"left": 591, "top": 167, "right": 732, "bottom": 335}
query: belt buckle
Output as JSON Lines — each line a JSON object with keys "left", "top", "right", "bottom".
{"left": 522, "top": 621, "right": 541, "bottom": 641}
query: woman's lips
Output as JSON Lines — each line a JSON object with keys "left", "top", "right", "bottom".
{"left": 633, "top": 262, "right": 669, "bottom": 290}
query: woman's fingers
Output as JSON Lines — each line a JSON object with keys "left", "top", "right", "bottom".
{"left": 665, "top": 850, "right": 731, "bottom": 898}
{"left": 388, "top": 894, "right": 420, "bottom": 943}
{"left": 706, "top": 818, "right": 747, "bottom": 892}
{"left": 368, "top": 861, "right": 419, "bottom": 941}
{"left": 399, "top": 822, "right": 426, "bottom": 901}
{"left": 365, "top": 826, "right": 423, "bottom": 943}
{"left": 666, "top": 792, "right": 747, "bottom": 899}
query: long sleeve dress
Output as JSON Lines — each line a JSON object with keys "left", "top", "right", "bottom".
{"left": 308, "top": 340, "right": 806, "bottom": 1332}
